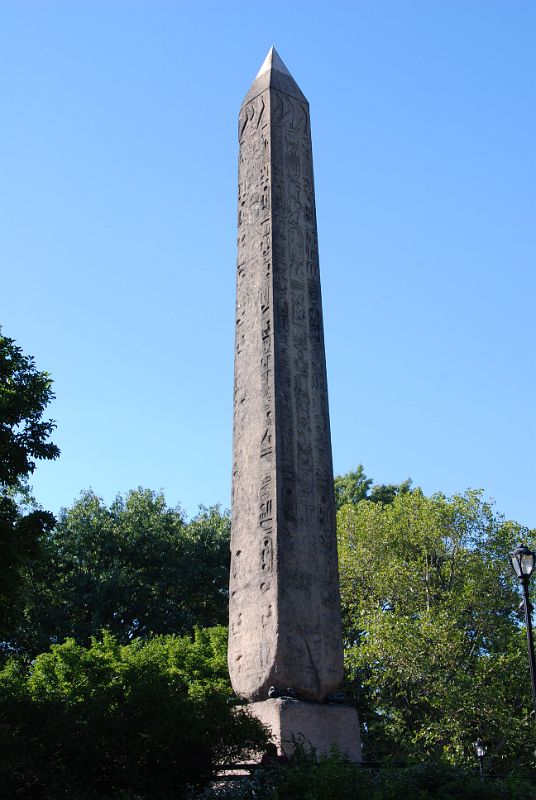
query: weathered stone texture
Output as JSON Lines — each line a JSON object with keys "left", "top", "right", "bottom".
{"left": 249, "top": 699, "right": 361, "bottom": 761}
{"left": 229, "top": 49, "right": 344, "bottom": 704}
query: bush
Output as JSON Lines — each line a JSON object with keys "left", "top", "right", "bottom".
{"left": 374, "top": 761, "right": 536, "bottom": 799}
{"left": 198, "top": 750, "right": 536, "bottom": 800}
{"left": 0, "top": 627, "right": 269, "bottom": 800}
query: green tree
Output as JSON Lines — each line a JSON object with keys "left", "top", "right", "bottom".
{"left": 0, "top": 332, "right": 59, "bottom": 637}
{"left": 334, "top": 464, "right": 412, "bottom": 511}
{"left": 0, "top": 626, "right": 268, "bottom": 800}
{"left": 337, "top": 489, "right": 536, "bottom": 770}
{"left": 16, "top": 489, "right": 230, "bottom": 654}
{"left": 334, "top": 465, "right": 373, "bottom": 508}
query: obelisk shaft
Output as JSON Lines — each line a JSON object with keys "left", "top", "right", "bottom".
{"left": 229, "top": 49, "right": 343, "bottom": 703}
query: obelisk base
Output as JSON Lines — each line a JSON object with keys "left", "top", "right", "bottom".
{"left": 249, "top": 699, "right": 361, "bottom": 762}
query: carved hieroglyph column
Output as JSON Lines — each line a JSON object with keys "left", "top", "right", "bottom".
{"left": 229, "top": 48, "right": 344, "bottom": 704}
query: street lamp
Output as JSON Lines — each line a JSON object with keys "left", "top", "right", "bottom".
{"left": 509, "top": 544, "right": 536, "bottom": 718}
{"left": 474, "top": 739, "right": 486, "bottom": 781}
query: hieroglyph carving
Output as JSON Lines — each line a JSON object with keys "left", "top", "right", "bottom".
{"left": 229, "top": 60, "right": 344, "bottom": 702}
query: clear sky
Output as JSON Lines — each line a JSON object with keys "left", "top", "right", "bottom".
{"left": 1, "top": 1, "right": 535, "bottom": 527}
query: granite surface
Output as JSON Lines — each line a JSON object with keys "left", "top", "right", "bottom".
{"left": 229, "top": 49, "right": 344, "bottom": 704}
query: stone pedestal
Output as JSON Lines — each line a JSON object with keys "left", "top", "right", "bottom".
{"left": 249, "top": 698, "right": 361, "bottom": 762}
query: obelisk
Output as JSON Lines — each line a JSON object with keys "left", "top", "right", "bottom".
{"left": 229, "top": 48, "right": 360, "bottom": 759}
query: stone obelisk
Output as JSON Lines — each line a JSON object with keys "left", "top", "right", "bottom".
{"left": 229, "top": 48, "right": 360, "bottom": 759}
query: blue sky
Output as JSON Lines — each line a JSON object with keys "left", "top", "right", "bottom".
{"left": 1, "top": 1, "right": 535, "bottom": 526}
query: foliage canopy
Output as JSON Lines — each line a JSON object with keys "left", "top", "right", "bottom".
{"left": 334, "top": 464, "right": 412, "bottom": 510}
{"left": 16, "top": 489, "right": 230, "bottom": 654}
{"left": 337, "top": 489, "right": 536, "bottom": 770}
{"left": 0, "top": 332, "right": 59, "bottom": 637}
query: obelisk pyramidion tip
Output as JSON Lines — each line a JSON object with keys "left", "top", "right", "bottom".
{"left": 255, "top": 46, "right": 292, "bottom": 79}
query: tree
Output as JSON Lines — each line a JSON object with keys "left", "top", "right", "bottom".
{"left": 334, "top": 465, "right": 372, "bottom": 508}
{"left": 16, "top": 489, "right": 230, "bottom": 654}
{"left": 0, "top": 332, "right": 59, "bottom": 637}
{"left": 0, "top": 626, "right": 268, "bottom": 800}
{"left": 334, "top": 464, "right": 412, "bottom": 510}
{"left": 337, "top": 489, "right": 536, "bottom": 770}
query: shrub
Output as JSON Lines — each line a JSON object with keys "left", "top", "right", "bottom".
{"left": 0, "top": 627, "right": 268, "bottom": 800}
{"left": 198, "top": 751, "right": 536, "bottom": 800}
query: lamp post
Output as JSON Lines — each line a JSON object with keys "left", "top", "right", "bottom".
{"left": 509, "top": 544, "right": 536, "bottom": 718}
{"left": 474, "top": 739, "right": 486, "bottom": 781}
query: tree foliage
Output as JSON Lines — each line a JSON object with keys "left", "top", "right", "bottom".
{"left": 0, "top": 332, "right": 59, "bottom": 637}
{"left": 334, "top": 465, "right": 412, "bottom": 510}
{"left": 16, "top": 489, "right": 230, "bottom": 654}
{"left": 0, "top": 333, "right": 59, "bottom": 485}
{"left": 0, "top": 626, "right": 268, "bottom": 800}
{"left": 337, "top": 489, "right": 536, "bottom": 770}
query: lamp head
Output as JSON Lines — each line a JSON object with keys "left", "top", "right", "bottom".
{"left": 474, "top": 739, "right": 486, "bottom": 759}
{"left": 510, "top": 544, "right": 535, "bottom": 581}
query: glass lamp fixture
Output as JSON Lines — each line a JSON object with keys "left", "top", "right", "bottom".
{"left": 474, "top": 739, "right": 486, "bottom": 759}
{"left": 510, "top": 545, "right": 535, "bottom": 580}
